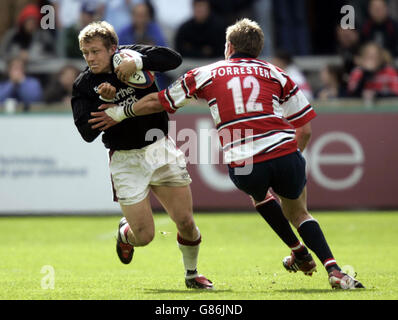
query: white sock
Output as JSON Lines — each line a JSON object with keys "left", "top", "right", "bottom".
{"left": 177, "top": 228, "right": 201, "bottom": 279}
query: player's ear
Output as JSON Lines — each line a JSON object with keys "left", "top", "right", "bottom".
{"left": 224, "top": 41, "right": 235, "bottom": 59}
{"left": 109, "top": 45, "right": 117, "bottom": 55}
{"left": 229, "top": 42, "right": 236, "bottom": 55}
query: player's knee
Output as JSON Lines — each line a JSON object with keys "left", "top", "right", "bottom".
{"left": 291, "top": 209, "right": 311, "bottom": 228}
{"left": 176, "top": 215, "right": 195, "bottom": 232}
{"left": 136, "top": 232, "right": 154, "bottom": 246}
{"left": 133, "top": 226, "right": 155, "bottom": 246}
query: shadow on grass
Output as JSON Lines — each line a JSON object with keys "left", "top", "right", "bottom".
{"left": 144, "top": 288, "right": 233, "bottom": 295}
{"left": 274, "top": 288, "right": 370, "bottom": 294}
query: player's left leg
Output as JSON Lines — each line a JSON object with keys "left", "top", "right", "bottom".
{"left": 270, "top": 151, "right": 363, "bottom": 289}
{"left": 229, "top": 161, "right": 315, "bottom": 275}
{"left": 252, "top": 191, "right": 316, "bottom": 275}
{"left": 151, "top": 184, "right": 213, "bottom": 290}
{"left": 279, "top": 187, "right": 364, "bottom": 289}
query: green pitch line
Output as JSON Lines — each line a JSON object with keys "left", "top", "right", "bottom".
{"left": 0, "top": 212, "right": 397, "bottom": 300}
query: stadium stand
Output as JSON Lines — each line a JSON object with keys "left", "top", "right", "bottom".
{"left": 1, "top": 0, "right": 398, "bottom": 109}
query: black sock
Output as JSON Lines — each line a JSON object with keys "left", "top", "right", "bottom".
{"left": 298, "top": 219, "right": 341, "bottom": 272}
{"left": 256, "top": 199, "right": 309, "bottom": 259}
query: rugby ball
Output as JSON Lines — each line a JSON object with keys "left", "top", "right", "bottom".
{"left": 113, "top": 48, "right": 155, "bottom": 88}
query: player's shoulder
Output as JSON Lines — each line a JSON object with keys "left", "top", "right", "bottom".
{"left": 188, "top": 62, "right": 221, "bottom": 88}
{"left": 381, "top": 65, "right": 398, "bottom": 75}
{"left": 261, "top": 60, "right": 292, "bottom": 87}
{"left": 192, "top": 60, "right": 225, "bottom": 78}
{"left": 73, "top": 67, "right": 91, "bottom": 88}
{"left": 118, "top": 43, "right": 150, "bottom": 55}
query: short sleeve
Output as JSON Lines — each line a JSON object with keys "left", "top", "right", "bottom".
{"left": 158, "top": 67, "right": 213, "bottom": 113}
{"left": 280, "top": 74, "right": 316, "bottom": 128}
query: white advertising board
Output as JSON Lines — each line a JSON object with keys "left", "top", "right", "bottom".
{"left": 0, "top": 115, "right": 120, "bottom": 214}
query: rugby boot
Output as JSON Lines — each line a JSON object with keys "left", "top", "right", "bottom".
{"left": 185, "top": 274, "right": 214, "bottom": 290}
{"left": 116, "top": 217, "right": 134, "bottom": 264}
{"left": 283, "top": 251, "right": 317, "bottom": 276}
{"left": 328, "top": 269, "right": 365, "bottom": 289}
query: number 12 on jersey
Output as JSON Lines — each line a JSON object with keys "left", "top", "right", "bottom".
{"left": 227, "top": 76, "right": 263, "bottom": 114}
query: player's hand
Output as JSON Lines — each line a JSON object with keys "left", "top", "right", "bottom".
{"left": 97, "top": 104, "right": 113, "bottom": 110}
{"left": 89, "top": 104, "right": 119, "bottom": 131}
{"left": 98, "top": 82, "right": 116, "bottom": 101}
{"left": 115, "top": 56, "right": 137, "bottom": 84}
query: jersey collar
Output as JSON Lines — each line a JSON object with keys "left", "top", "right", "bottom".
{"left": 229, "top": 52, "right": 256, "bottom": 59}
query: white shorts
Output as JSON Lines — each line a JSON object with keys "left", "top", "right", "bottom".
{"left": 109, "top": 137, "right": 192, "bottom": 205}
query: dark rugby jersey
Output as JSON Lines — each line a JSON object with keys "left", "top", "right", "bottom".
{"left": 71, "top": 44, "right": 182, "bottom": 150}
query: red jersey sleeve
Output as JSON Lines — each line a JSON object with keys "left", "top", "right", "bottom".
{"left": 280, "top": 73, "right": 316, "bottom": 128}
{"left": 158, "top": 68, "right": 213, "bottom": 113}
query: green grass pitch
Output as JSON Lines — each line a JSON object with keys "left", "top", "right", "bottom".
{"left": 0, "top": 212, "right": 397, "bottom": 300}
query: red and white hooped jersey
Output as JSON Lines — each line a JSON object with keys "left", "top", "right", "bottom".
{"left": 158, "top": 57, "right": 316, "bottom": 166}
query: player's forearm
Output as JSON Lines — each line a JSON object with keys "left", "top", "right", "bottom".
{"left": 122, "top": 44, "right": 182, "bottom": 72}
{"left": 142, "top": 46, "right": 182, "bottom": 72}
{"left": 133, "top": 92, "right": 164, "bottom": 116}
{"left": 296, "top": 132, "right": 311, "bottom": 152}
{"left": 295, "top": 123, "right": 312, "bottom": 152}
{"left": 103, "top": 93, "right": 163, "bottom": 122}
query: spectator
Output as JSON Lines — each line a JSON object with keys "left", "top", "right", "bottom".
{"left": 0, "top": 56, "right": 43, "bottom": 110}
{"left": 273, "top": 0, "right": 311, "bottom": 56}
{"left": 336, "top": 26, "right": 361, "bottom": 78}
{"left": 175, "top": 0, "right": 226, "bottom": 59}
{"left": 63, "top": 2, "right": 98, "bottom": 58}
{"left": 388, "top": 0, "right": 398, "bottom": 21}
{"left": 315, "top": 65, "right": 346, "bottom": 101}
{"left": 150, "top": 0, "right": 192, "bottom": 45}
{"left": 50, "top": 0, "right": 101, "bottom": 29}
{"left": 347, "top": 42, "right": 398, "bottom": 99}
{"left": 360, "top": 0, "right": 398, "bottom": 56}
{"left": 209, "top": 0, "right": 256, "bottom": 26}
{"left": 253, "top": 0, "right": 274, "bottom": 58}
{"left": 119, "top": 2, "right": 169, "bottom": 89}
{"left": 118, "top": 2, "right": 166, "bottom": 46}
{"left": 97, "top": 0, "right": 144, "bottom": 35}
{"left": 0, "top": 0, "right": 31, "bottom": 41}
{"left": 271, "top": 50, "right": 313, "bottom": 101}
{"left": 0, "top": 4, "right": 56, "bottom": 62}
{"left": 51, "top": 0, "right": 102, "bottom": 57}
{"left": 43, "top": 65, "right": 80, "bottom": 104}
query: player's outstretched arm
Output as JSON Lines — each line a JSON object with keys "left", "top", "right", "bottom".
{"left": 89, "top": 93, "right": 164, "bottom": 131}
{"left": 131, "top": 92, "right": 164, "bottom": 115}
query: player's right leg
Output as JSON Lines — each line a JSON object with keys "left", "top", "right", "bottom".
{"left": 109, "top": 149, "right": 155, "bottom": 264}
{"left": 120, "top": 196, "right": 155, "bottom": 247}
{"left": 116, "top": 196, "right": 155, "bottom": 264}
{"left": 151, "top": 184, "right": 213, "bottom": 290}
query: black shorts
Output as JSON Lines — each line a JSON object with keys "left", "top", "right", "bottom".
{"left": 228, "top": 151, "right": 307, "bottom": 201}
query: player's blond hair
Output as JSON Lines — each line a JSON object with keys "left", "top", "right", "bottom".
{"left": 78, "top": 21, "right": 119, "bottom": 50}
{"left": 226, "top": 18, "right": 264, "bottom": 58}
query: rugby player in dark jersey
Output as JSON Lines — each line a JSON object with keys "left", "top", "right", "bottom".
{"left": 71, "top": 21, "right": 213, "bottom": 290}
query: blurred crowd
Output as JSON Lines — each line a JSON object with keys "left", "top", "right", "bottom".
{"left": 1, "top": 0, "right": 398, "bottom": 111}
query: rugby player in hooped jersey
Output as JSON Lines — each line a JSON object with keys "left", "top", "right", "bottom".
{"left": 72, "top": 21, "right": 213, "bottom": 290}
{"left": 92, "top": 19, "right": 365, "bottom": 290}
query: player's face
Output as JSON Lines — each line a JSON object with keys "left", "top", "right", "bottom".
{"left": 81, "top": 38, "right": 116, "bottom": 74}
